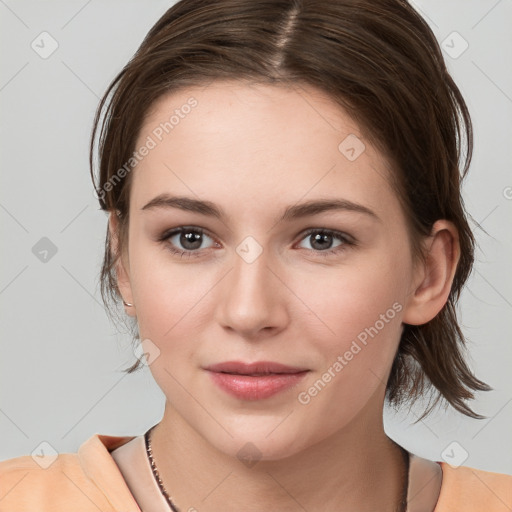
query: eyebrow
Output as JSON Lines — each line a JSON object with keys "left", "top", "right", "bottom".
{"left": 141, "top": 194, "right": 380, "bottom": 222}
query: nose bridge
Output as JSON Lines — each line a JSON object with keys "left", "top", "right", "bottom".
{"left": 217, "top": 234, "right": 286, "bottom": 336}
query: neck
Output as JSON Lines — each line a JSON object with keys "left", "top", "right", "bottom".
{"left": 149, "top": 399, "right": 407, "bottom": 512}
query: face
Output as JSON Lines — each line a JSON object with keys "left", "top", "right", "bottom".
{"left": 115, "top": 80, "right": 421, "bottom": 460}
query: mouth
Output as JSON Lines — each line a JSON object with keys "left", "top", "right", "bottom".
{"left": 203, "top": 361, "right": 310, "bottom": 400}
{"left": 204, "top": 360, "right": 310, "bottom": 375}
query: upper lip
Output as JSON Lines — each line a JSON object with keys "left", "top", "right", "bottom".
{"left": 204, "top": 361, "right": 309, "bottom": 375}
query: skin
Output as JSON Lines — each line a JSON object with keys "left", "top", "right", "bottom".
{"left": 109, "top": 80, "right": 460, "bottom": 512}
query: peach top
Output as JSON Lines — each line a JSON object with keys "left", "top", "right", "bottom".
{"left": 1, "top": 433, "right": 511, "bottom": 511}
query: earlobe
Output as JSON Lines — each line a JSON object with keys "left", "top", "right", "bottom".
{"left": 108, "top": 212, "right": 135, "bottom": 315}
{"left": 402, "top": 220, "right": 460, "bottom": 326}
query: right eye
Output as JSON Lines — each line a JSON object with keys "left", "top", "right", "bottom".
{"left": 159, "top": 226, "right": 219, "bottom": 258}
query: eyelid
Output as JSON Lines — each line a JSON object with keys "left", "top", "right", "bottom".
{"left": 159, "top": 226, "right": 355, "bottom": 243}
{"left": 297, "top": 227, "right": 355, "bottom": 244}
{"left": 293, "top": 227, "right": 356, "bottom": 258}
{"left": 158, "top": 225, "right": 219, "bottom": 246}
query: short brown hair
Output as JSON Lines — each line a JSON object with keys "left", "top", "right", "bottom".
{"left": 90, "top": 0, "right": 491, "bottom": 419}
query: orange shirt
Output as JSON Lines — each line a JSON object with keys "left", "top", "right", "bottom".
{"left": 1, "top": 433, "right": 511, "bottom": 511}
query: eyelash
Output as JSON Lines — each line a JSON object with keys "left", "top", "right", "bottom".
{"left": 158, "top": 226, "right": 355, "bottom": 260}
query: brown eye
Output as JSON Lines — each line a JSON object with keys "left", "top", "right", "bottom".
{"left": 296, "top": 228, "right": 354, "bottom": 257}
{"left": 159, "top": 226, "right": 217, "bottom": 258}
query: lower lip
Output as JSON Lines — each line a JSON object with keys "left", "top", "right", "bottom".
{"left": 206, "top": 370, "right": 309, "bottom": 400}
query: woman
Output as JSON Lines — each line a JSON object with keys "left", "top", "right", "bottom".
{"left": 1, "top": 0, "right": 511, "bottom": 511}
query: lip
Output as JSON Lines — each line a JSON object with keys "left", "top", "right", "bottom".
{"left": 204, "top": 360, "right": 310, "bottom": 400}
{"left": 204, "top": 360, "right": 309, "bottom": 375}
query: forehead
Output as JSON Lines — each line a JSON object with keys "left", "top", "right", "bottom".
{"left": 130, "top": 80, "right": 398, "bottom": 222}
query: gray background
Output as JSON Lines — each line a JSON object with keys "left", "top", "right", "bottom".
{"left": 1, "top": 0, "right": 511, "bottom": 475}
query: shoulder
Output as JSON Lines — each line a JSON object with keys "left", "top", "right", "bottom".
{"left": 435, "top": 462, "right": 512, "bottom": 511}
{"left": 0, "top": 452, "right": 112, "bottom": 511}
{"left": 0, "top": 434, "right": 140, "bottom": 512}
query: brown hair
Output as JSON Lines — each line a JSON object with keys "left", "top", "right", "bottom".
{"left": 90, "top": 0, "right": 491, "bottom": 420}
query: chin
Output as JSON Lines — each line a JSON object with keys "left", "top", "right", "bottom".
{"left": 198, "top": 417, "right": 318, "bottom": 464}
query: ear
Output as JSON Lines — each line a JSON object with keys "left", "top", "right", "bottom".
{"left": 402, "top": 220, "right": 460, "bottom": 325}
{"left": 108, "top": 212, "right": 136, "bottom": 317}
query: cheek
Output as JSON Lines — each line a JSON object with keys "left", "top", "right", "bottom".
{"left": 292, "top": 261, "right": 407, "bottom": 428}
{"left": 292, "top": 247, "right": 410, "bottom": 410}
{"left": 300, "top": 248, "right": 410, "bottom": 348}
{"left": 128, "top": 241, "right": 208, "bottom": 341}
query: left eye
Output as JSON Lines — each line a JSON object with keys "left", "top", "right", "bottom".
{"left": 296, "top": 228, "right": 353, "bottom": 255}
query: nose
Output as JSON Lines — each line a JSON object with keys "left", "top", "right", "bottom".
{"left": 215, "top": 243, "right": 288, "bottom": 340}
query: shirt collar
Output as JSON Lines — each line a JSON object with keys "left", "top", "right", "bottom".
{"left": 78, "top": 432, "right": 443, "bottom": 512}
{"left": 78, "top": 433, "right": 142, "bottom": 511}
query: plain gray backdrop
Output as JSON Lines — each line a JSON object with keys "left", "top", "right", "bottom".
{"left": 1, "top": 0, "right": 511, "bottom": 475}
